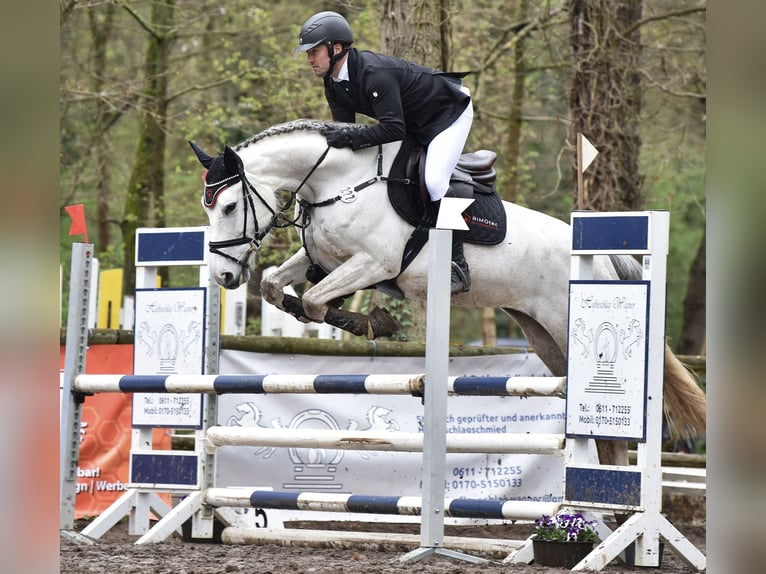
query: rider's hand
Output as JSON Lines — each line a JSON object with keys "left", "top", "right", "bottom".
{"left": 324, "top": 126, "right": 354, "bottom": 149}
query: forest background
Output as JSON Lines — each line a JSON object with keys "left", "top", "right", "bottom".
{"left": 59, "top": 0, "right": 706, "bottom": 355}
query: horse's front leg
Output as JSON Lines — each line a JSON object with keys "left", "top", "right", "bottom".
{"left": 300, "top": 253, "right": 390, "bottom": 320}
{"left": 260, "top": 250, "right": 311, "bottom": 311}
{"left": 296, "top": 253, "right": 400, "bottom": 338}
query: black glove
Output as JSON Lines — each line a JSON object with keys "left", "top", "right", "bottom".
{"left": 325, "top": 126, "right": 354, "bottom": 149}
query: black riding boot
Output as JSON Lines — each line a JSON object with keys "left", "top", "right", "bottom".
{"left": 450, "top": 230, "right": 471, "bottom": 294}
{"left": 422, "top": 199, "right": 440, "bottom": 227}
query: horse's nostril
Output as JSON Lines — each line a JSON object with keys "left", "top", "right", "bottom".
{"left": 219, "top": 272, "right": 234, "bottom": 287}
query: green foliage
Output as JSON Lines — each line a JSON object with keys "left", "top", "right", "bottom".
{"left": 97, "top": 242, "right": 126, "bottom": 271}
{"left": 357, "top": 293, "right": 416, "bottom": 342}
{"left": 60, "top": 1, "right": 705, "bottom": 344}
{"left": 246, "top": 314, "right": 262, "bottom": 337}
{"left": 643, "top": 143, "right": 705, "bottom": 347}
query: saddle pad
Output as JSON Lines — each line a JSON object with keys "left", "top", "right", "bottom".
{"left": 387, "top": 138, "right": 506, "bottom": 246}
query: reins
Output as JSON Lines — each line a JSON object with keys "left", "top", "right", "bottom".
{"left": 295, "top": 144, "right": 411, "bottom": 274}
{"left": 298, "top": 145, "right": 401, "bottom": 210}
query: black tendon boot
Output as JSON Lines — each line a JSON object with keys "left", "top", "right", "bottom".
{"left": 450, "top": 230, "right": 471, "bottom": 294}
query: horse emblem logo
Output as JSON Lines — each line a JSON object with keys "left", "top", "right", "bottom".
{"left": 226, "top": 402, "right": 401, "bottom": 490}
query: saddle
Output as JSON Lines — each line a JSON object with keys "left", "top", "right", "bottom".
{"left": 305, "top": 138, "right": 507, "bottom": 299}
{"left": 388, "top": 138, "right": 507, "bottom": 245}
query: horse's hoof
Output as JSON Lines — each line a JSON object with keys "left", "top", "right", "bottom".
{"left": 369, "top": 307, "right": 399, "bottom": 339}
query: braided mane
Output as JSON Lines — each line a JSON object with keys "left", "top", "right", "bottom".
{"left": 234, "top": 119, "right": 327, "bottom": 151}
{"left": 233, "top": 119, "right": 366, "bottom": 151}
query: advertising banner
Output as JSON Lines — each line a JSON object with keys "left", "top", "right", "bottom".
{"left": 59, "top": 344, "right": 171, "bottom": 519}
{"left": 215, "top": 349, "right": 589, "bottom": 524}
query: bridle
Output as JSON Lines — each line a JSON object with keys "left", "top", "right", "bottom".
{"left": 204, "top": 146, "right": 331, "bottom": 272}
{"left": 205, "top": 173, "right": 267, "bottom": 270}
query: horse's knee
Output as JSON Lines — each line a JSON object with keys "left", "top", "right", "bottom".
{"left": 301, "top": 292, "right": 327, "bottom": 322}
{"left": 260, "top": 277, "right": 283, "bottom": 306}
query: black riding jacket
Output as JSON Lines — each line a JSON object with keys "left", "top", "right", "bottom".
{"left": 323, "top": 48, "right": 470, "bottom": 150}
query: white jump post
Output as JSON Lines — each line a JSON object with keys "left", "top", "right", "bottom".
{"left": 62, "top": 227, "right": 249, "bottom": 543}
{"left": 562, "top": 211, "right": 705, "bottom": 571}
{"left": 399, "top": 197, "right": 482, "bottom": 564}
{"left": 60, "top": 242, "right": 95, "bottom": 532}
{"left": 133, "top": 226, "right": 218, "bottom": 542}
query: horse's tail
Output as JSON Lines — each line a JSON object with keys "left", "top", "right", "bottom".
{"left": 608, "top": 254, "right": 642, "bottom": 281}
{"left": 609, "top": 255, "right": 706, "bottom": 439}
{"left": 663, "top": 347, "right": 707, "bottom": 438}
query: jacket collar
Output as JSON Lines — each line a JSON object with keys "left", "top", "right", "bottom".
{"left": 333, "top": 54, "right": 350, "bottom": 82}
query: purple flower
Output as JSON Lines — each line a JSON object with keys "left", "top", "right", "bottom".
{"left": 535, "top": 511, "right": 598, "bottom": 542}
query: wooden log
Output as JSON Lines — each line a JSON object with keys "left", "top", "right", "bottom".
{"left": 60, "top": 327, "right": 134, "bottom": 345}
{"left": 59, "top": 327, "right": 707, "bottom": 377}
{"left": 628, "top": 450, "right": 706, "bottom": 468}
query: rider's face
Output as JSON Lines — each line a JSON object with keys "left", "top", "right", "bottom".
{"left": 306, "top": 44, "right": 340, "bottom": 78}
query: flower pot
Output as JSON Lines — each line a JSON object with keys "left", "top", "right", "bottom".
{"left": 533, "top": 539, "right": 595, "bottom": 568}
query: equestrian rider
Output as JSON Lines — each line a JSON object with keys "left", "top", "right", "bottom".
{"left": 296, "top": 10, "right": 475, "bottom": 294}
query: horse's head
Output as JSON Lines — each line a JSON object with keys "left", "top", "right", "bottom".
{"left": 190, "top": 141, "right": 276, "bottom": 289}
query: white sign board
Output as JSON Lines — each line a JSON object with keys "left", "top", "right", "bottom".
{"left": 566, "top": 281, "right": 649, "bottom": 440}
{"left": 132, "top": 288, "right": 206, "bottom": 428}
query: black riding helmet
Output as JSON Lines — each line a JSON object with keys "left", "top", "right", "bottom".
{"left": 296, "top": 11, "right": 353, "bottom": 77}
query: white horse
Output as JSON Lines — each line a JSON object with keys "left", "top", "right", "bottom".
{"left": 190, "top": 119, "right": 705, "bottom": 465}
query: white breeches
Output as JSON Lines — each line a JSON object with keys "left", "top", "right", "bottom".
{"left": 424, "top": 86, "right": 474, "bottom": 202}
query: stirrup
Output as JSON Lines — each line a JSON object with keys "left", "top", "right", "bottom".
{"left": 450, "top": 261, "right": 471, "bottom": 294}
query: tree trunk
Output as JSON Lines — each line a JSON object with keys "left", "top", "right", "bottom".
{"left": 481, "top": 307, "right": 497, "bottom": 346}
{"left": 504, "top": 0, "right": 529, "bottom": 203}
{"left": 378, "top": 0, "right": 454, "bottom": 342}
{"left": 88, "top": 4, "right": 116, "bottom": 252}
{"left": 379, "top": 0, "right": 451, "bottom": 70}
{"left": 486, "top": 0, "right": 533, "bottom": 347}
{"left": 569, "top": 0, "right": 643, "bottom": 211}
{"left": 121, "top": 0, "right": 176, "bottom": 294}
{"left": 678, "top": 232, "right": 706, "bottom": 355}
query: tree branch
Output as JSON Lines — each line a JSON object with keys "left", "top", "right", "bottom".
{"left": 118, "top": 1, "right": 162, "bottom": 41}
{"left": 166, "top": 69, "right": 260, "bottom": 103}
{"left": 480, "top": 1, "right": 567, "bottom": 72}
{"left": 621, "top": 4, "right": 706, "bottom": 38}
{"left": 638, "top": 69, "right": 706, "bottom": 100}
{"left": 60, "top": 0, "right": 79, "bottom": 23}
{"left": 478, "top": 108, "right": 570, "bottom": 125}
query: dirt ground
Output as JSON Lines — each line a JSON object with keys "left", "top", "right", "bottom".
{"left": 60, "top": 496, "right": 705, "bottom": 573}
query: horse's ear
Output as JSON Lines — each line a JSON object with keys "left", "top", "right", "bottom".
{"left": 223, "top": 146, "right": 244, "bottom": 176}
{"left": 189, "top": 141, "right": 214, "bottom": 169}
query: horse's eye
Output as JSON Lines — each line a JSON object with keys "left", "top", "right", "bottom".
{"left": 223, "top": 202, "right": 236, "bottom": 216}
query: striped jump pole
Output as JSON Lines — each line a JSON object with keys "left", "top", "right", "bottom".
{"left": 74, "top": 373, "right": 423, "bottom": 395}
{"left": 73, "top": 373, "right": 565, "bottom": 397}
{"left": 204, "top": 488, "right": 561, "bottom": 522}
{"left": 205, "top": 426, "right": 565, "bottom": 455}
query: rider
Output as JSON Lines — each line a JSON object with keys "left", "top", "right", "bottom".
{"left": 296, "top": 10, "right": 475, "bottom": 294}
